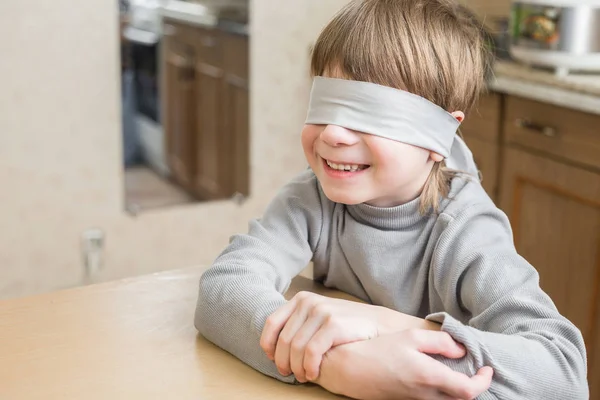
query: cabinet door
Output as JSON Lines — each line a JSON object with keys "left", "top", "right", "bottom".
{"left": 194, "top": 62, "right": 228, "bottom": 200}
{"left": 460, "top": 93, "right": 501, "bottom": 143}
{"left": 459, "top": 93, "right": 502, "bottom": 203}
{"left": 163, "top": 39, "right": 196, "bottom": 189}
{"left": 222, "top": 75, "right": 249, "bottom": 197}
{"left": 499, "top": 147, "right": 600, "bottom": 397}
{"left": 222, "top": 34, "right": 250, "bottom": 198}
{"left": 462, "top": 135, "right": 499, "bottom": 202}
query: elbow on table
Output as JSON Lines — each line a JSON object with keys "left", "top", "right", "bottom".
{"left": 193, "top": 269, "right": 219, "bottom": 335}
{"left": 545, "top": 338, "right": 589, "bottom": 399}
{"left": 564, "top": 357, "right": 590, "bottom": 399}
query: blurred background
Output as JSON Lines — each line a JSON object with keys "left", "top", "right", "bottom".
{"left": 0, "top": 0, "right": 599, "bottom": 390}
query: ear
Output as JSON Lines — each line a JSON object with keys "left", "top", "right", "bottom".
{"left": 451, "top": 111, "right": 465, "bottom": 123}
{"left": 430, "top": 111, "right": 464, "bottom": 163}
{"left": 430, "top": 152, "right": 444, "bottom": 162}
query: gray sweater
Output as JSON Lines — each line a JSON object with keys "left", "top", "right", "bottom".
{"left": 194, "top": 169, "right": 588, "bottom": 399}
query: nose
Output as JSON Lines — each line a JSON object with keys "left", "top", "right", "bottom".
{"left": 320, "top": 125, "right": 360, "bottom": 147}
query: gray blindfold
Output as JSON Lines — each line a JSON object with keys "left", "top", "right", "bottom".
{"left": 305, "top": 77, "right": 460, "bottom": 158}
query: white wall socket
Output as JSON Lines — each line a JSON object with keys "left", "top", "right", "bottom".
{"left": 82, "top": 228, "right": 105, "bottom": 281}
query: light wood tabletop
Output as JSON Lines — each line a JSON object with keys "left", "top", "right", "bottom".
{"left": 0, "top": 267, "right": 353, "bottom": 399}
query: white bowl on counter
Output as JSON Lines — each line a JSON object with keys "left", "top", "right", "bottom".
{"left": 509, "top": 0, "right": 600, "bottom": 76}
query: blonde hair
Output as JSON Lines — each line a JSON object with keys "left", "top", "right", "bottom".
{"left": 310, "top": 0, "right": 492, "bottom": 214}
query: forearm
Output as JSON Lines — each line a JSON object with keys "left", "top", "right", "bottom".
{"left": 315, "top": 343, "right": 390, "bottom": 400}
{"left": 377, "top": 306, "right": 441, "bottom": 334}
{"left": 311, "top": 310, "right": 443, "bottom": 399}
{"left": 194, "top": 169, "right": 323, "bottom": 383}
{"left": 195, "top": 266, "right": 296, "bottom": 383}
{"left": 426, "top": 312, "right": 588, "bottom": 399}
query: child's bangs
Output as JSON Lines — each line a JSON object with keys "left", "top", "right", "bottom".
{"left": 309, "top": 3, "right": 401, "bottom": 90}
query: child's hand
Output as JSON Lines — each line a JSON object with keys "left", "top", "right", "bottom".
{"left": 260, "top": 291, "right": 419, "bottom": 382}
{"left": 314, "top": 330, "right": 493, "bottom": 400}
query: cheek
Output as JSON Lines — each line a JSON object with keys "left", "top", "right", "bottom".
{"left": 301, "top": 125, "right": 321, "bottom": 156}
{"left": 367, "top": 139, "right": 431, "bottom": 174}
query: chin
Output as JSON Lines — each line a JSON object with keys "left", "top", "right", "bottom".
{"left": 321, "top": 186, "right": 366, "bottom": 205}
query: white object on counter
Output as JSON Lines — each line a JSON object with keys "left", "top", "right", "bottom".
{"left": 123, "top": 26, "right": 159, "bottom": 45}
{"left": 160, "top": 0, "right": 218, "bottom": 27}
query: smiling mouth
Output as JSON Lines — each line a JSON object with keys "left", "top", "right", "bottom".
{"left": 324, "top": 159, "right": 370, "bottom": 172}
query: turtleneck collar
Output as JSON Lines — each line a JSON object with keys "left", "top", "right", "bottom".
{"left": 346, "top": 196, "right": 429, "bottom": 230}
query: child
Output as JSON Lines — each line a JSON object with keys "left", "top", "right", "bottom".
{"left": 195, "top": 0, "right": 588, "bottom": 399}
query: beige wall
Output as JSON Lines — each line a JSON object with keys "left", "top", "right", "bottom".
{"left": 0, "top": 0, "right": 350, "bottom": 300}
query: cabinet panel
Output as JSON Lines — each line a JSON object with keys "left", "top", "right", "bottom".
{"left": 499, "top": 147, "right": 600, "bottom": 396}
{"left": 460, "top": 93, "right": 502, "bottom": 143}
{"left": 195, "top": 27, "right": 221, "bottom": 67}
{"left": 162, "top": 22, "right": 250, "bottom": 202}
{"left": 163, "top": 39, "right": 196, "bottom": 189}
{"left": 462, "top": 135, "right": 499, "bottom": 202}
{"left": 223, "top": 74, "right": 250, "bottom": 197}
{"left": 222, "top": 33, "right": 250, "bottom": 197}
{"left": 194, "top": 62, "right": 227, "bottom": 199}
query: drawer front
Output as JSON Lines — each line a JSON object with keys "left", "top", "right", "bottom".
{"left": 163, "top": 19, "right": 197, "bottom": 46}
{"left": 504, "top": 96, "right": 600, "bottom": 170}
{"left": 460, "top": 93, "right": 501, "bottom": 143}
{"left": 193, "top": 27, "right": 221, "bottom": 68}
{"left": 222, "top": 33, "right": 248, "bottom": 80}
{"left": 163, "top": 20, "right": 221, "bottom": 68}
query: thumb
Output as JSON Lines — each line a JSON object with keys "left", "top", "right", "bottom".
{"left": 410, "top": 330, "right": 466, "bottom": 359}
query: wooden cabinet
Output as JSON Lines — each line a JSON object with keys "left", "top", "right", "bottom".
{"left": 466, "top": 92, "right": 600, "bottom": 398}
{"left": 500, "top": 148, "right": 600, "bottom": 393}
{"left": 460, "top": 93, "right": 502, "bottom": 202}
{"left": 222, "top": 33, "right": 250, "bottom": 198}
{"left": 463, "top": 136, "right": 499, "bottom": 200}
{"left": 193, "top": 30, "right": 226, "bottom": 199}
{"left": 163, "top": 37, "right": 196, "bottom": 188}
{"left": 162, "top": 19, "right": 250, "bottom": 201}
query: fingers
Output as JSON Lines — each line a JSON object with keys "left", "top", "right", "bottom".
{"left": 465, "top": 366, "right": 494, "bottom": 398}
{"left": 421, "top": 356, "right": 494, "bottom": 400}
{"left": 406, "top": 329, "right": 493, "bottom": 398}
{"left": 303, "top": 323, "right": 336, "bottom": 381}
{"left": 430, "top": 392, "right": 462, "bottom": 400}
{"left": 260, "top": 299, "right": 298, "bottom": 360}
{"left": 289, "top": 317, "right": 324, "bottom": 383}
{"left": 410, "top": 330, "right": 466, "bottom": 359}
{"left": 274, "top": 306, "right": 309, "bottom": 376}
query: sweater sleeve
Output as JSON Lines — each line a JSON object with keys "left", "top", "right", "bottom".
{"left": 426, "top": 203, "right": 589, "bottom": 400}
{"left": 194, "top": 170, "right": 324, "bottom": 383}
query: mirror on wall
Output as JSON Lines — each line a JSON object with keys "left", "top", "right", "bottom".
{"left": 119, "top": 0, "right": 250, "bottom": 214}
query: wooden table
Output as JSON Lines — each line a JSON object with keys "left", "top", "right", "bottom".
{"left": 0, "top": 267, "right": 355, "bottom": 399}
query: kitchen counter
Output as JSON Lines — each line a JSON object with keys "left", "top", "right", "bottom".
{"left": 160, "top": 0, "right": 249, "bottom": 36}
{"left": 0, "top": 267, "right": 348, "bottom": 399}
{"left": 490, "top": 61, "right": 600, "bottom": 116}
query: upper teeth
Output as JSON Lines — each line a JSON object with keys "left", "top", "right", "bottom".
{"left": 326, "top": 160, "right": 364, "bottom": 171}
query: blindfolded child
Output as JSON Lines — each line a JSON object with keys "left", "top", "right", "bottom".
{"left": 195, "top": 1, "right": 588, "bottom": 399}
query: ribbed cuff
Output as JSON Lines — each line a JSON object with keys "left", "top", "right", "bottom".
{"left": 250, "top": 297, "right": 300, "bottom": 384}
{"left": 425, "top": 312, "right": 483, "bottom": 376}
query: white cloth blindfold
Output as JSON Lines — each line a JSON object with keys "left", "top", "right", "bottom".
{"left": 305, "top": 77, "right": 460, "bottom": 158}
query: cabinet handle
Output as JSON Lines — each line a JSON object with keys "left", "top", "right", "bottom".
{"left": 515, "top": 118, "right": 557, "bottom": 138}
{"left": 196, "top": 63, "right": 223, "bottom": 78}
